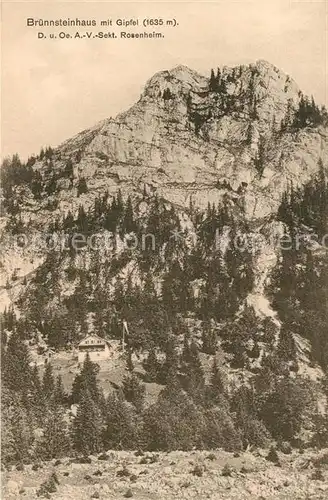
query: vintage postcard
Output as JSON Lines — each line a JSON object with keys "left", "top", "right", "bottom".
{"left": 1, "top": 0, "right": 328, "bottom": 498}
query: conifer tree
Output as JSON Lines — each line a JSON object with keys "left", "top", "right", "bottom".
{"left": 2, "top": 332, "right": 32, "bottom": 395}
{"left": 77, "top": 177, "right": 88, "bottom": 197}
{"left": 29, "top": 364, "right": 44, "bottom": 420}
{"left": 254, "top": 136, "right": 266, "bottom": 177}
{"left": 30, "top": 364, "right": 42, "bottom": 400}
{"left": 258, "top": 375, "right": 312, "bottom": 441}
{"left": 72, "top": 353, "right": 100, "bottom": 404}
{"left": 122, "top": 372, "right": 146, "bottom": 412}
{"left": 209, "top": 69, "right": 219, "bottom": 92}
{"left": 37, "top": 406, "right": 70, "bottom": 460}
{"left": 201, "top": 320, "right": 217, "bottom": 354}
{"left": 181, "top": 340, "right": 205, "bottom": 404}
{"left": 207, "top": 358, "right": 225, "bottom": 405}
{"left": 42, "top": 362, "right": 55, "bottom": 402}
{"left": 64, "top": 158, "right": 74, "bottom": 179}
{"left": 161, "top": 337, "right": 180, "bottom": 385}
{"left": 1, "top": 389, "right": 33, "bottom": 464}
{"left": 116, "top": 189, "right": 124, "bottom": 218}
{"left": 143, "top": 381, "right": 205, "bottom": 451}
{"left": 277, "top": 326, "right": 297, "bottom": 365}
{"left": 143, "top": 347, "right": 160, "bottom": 382}
{"left": 122, "top": 195, "right": 136, "bottom": 234}
{"left": 54, "top": 375, "right": 67, "bottom": 405}
{"left": 103, "top": 390, "right": 140, "bottom": 450}
{"left": 72, "top": 386, "right": 103, "bottom": 455}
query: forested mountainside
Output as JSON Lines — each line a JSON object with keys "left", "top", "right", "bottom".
{"left": 1, "top": 60, "right": 328, "bottom": 467}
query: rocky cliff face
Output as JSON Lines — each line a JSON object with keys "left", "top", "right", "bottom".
{"left": 0, "top": 60, "right": 327, "bottom": 311}
{"left": 52, "top": 59, "right": 326, "bottom": 220}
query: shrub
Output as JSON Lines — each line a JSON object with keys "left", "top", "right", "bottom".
{"left": 36, "top": 473, "right": 59, "bottom": 497}
{"left": 277, "top": 441, "right": 292, "bottom": 455}
{"left": 240, "top": 465, "right": 254, "bottom": 474}
{"left": 139, "top": 454, "right": 158, "bottom": 465}
{"left": 191, "top": 464, "right": 204, "bottom": 477}
{"left": 311, "top": 469, "right": 324, "bottom": 481}
{"left": 222, "top": 464, "right": 234, "bottom": 477}
{"left": 117, "top": 466, "right": 131, "bottom": 477}
{"left": 314, "top": 452, "right": 328, "bottom": 468}
{"left": 74, "top": 456, "right": 92, "bottom": 464}
{"left": 266, "top": 446, "right": 280, "bottom": 465}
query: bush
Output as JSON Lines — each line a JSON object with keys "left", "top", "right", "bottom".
{"left": 36, "top": 473, "right": 59, "bottom": 497}
{"left": 314, "top": 452, "right": 328, "bottom": 468}
{"left": 222, "top": 464, "right": 234, "bottom": 477}
{"left": 266, "top": 446, "right": 280, "bottom": 465}
{"left": 191, "top": 464, "right": 204, "bottom": 477}
{"left": 117, "top": 466, "right": 131, "bottom": 478}
{"left": 311, "top": 468, "right": 324, "bottom": 481}
{"left": 32, "top": 463, "right": 42, "bottom": 471}
{"left": 277, "top": 441, "right": 292, "bottom": 455}
{"left": 139, "top": 454, "right": 158, "bottom": 465}
{"left": 74, "top": 456, "right": 92, "bottom": 464}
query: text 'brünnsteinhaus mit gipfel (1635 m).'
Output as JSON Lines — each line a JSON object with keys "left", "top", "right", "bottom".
{"left": 26, "top": 17, "right": 179, "bottom": 40}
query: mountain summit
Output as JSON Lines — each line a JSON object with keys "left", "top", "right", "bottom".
{"left": 25, "top": 59, "right": 324, "bottom": 225}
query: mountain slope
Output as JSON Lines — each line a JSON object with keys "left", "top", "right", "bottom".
{"left": 0, "top": 60, "right": 327, "bottom": 341}
{"left": 1, "top": 60, "right": 328, "bottom": 472}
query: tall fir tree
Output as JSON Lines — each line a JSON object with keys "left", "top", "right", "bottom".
{"left": 207, "top": 358, "right": 225, "bottom": 406}
{"left": 2, "top": 332, "right": 32, "bottom": 396}
{"left": 42, "top": 362, "right": 55, "bottom": 402}
{"left": 37, "top": 406, "right": 70, "bottom": 460}
{"left": 72, "top": 353, "right": 100, "bottom": 404}
{"left": 72, "top": 385, "right": 103, "bottom": 455}
{"left": 122, "top": 372, "right": 146, "bottom": 412}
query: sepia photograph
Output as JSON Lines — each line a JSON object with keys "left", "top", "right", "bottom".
{"left": 1, "top": 0, "right": 328, "bottom": 498}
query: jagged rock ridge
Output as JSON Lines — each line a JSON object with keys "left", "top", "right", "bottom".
{"left": 49, "top": 59, "right": 326, "bottom": 221}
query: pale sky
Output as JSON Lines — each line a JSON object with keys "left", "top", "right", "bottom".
{"left": 1, "top": 0, "right": 327, "bottom": 160}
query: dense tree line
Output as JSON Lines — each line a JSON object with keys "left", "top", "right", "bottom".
{"left": 2, "top": 151, "right": 327, "bottom": 465}
{"left": 9, "top": 194, "right": 255, "bottom": 352}
{"left": 1, "top": 331, "right": 320, "bottom": 466}
{"left": 271, "top": 159, "right": 328, "bottom": 369}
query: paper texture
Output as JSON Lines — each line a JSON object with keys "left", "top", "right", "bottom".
{"left": 1, "top": 1, "right": 327, "bottom": 499}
